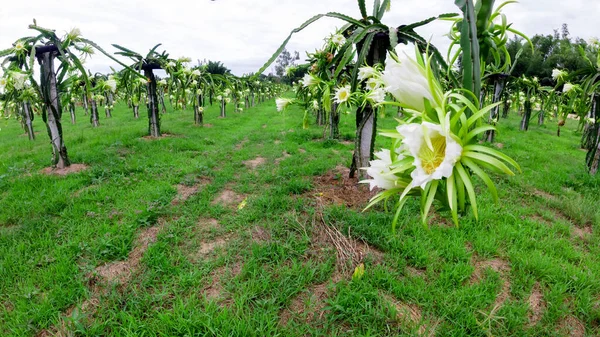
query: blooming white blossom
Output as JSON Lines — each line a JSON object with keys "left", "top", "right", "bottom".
{"left": 301, "top": 74, "right": 318, "bottom": 88}
{"left": 198, "top": 107, "right": 204, "bottom": 112}
{"left": 334, "top": 85, "right": 351, "bottom": 104}
{"left": 14, "top": 41, "right": 25, "bottom": 52}
{"left": 192, "top": 69, "right": 201, "bottom": 77}
{"left": 331, "top": 33, "right": 346, "bottom": 46}
{"left": 552, "top": 69, "right": 567, "bottom": 81}
{"left": 167, "top": 61, "right": 176, "bottom": 69}
{"left": 67, "top": 28, "right": 81, "bottom": 40}
{"left": 367, "top": 88, "right": 386, "bottom": 104}
{"left": 312, "top": 100, "right": 319, "bottom": 110}
{"left": 216, "top": 95, "right": 223, "bottom": 101}
{"left": 178, "top": 56, "right": 191, "bottom": 63}
{"left": 10, "top": 72, "right": 27, "bottom": 90}
{"left": 363, "top": 149, "right": 399, "bottom": 191}
{"left": 225, "top": 97, "right": 231, "bottom": 104}
{"left": 366, "top": 77, "right": 383, "bottom": 90}
{"left": 191, "top": 80, "right": 198, "bottom": 86}
{"left": 397, "top": 121, "right": 463, "bottom": 189}
{"left": 197, "top": 89, "right": 203, "bottom": 95}
{"left": 158, "top": 79, "right": 167, "bottom": 86}
{"left": 139, "top": 77, "right": 149, "bottom": 85}
{"left": 357, "top": 66, "right": 377, "bottom": 81}
{"left": 563, "top": 83, "right": 574, "bottom": 93}
{"left": 381, "top": 48, "right": 442, "bottom": 111}
{"left": 0, "top": 77, "right": 7, "bottom": 89}
{"left": 276, "top": 98, "right": 293, "bottom": 112}
{"left": 224, "top": 88, "right": 231, "bottom": 96}
{"left": 105, "top": 79, "right": 117, "bottom": 93}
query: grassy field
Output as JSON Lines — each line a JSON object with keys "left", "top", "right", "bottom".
{"left": 0, "top": 98, "right": 599, "bottom": 336}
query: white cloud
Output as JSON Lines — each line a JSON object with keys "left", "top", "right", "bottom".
{"left": 0, "top": 0, "right": 597, "bottom": 76}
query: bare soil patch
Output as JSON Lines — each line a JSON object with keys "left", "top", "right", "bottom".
{"left": 308, "top": 165, "right": 377, "bottom": 209}
{"left": 202, "top": 266, "right": 226, "bottom": 301}
{"left": 196, "top": 218, "right": 220, "bottom": 233}
{"left": 558, "top": 315, "right": 585, "bottom": 337}
{"left": 527, "top": 282, "right": 546, "bottom": 327}
{"left": 381, "top": 292, "right": 430, "bottom": 334}
{"left": 243, "top": 156, "right": 266, "bottom": 169}
{"left": 250, "top": 226, "right": 271, "bottom": 243}
{"left": 311, "top": 207, "right": 383, "bottom": 272}
{"left": 531, "top": 188, "right": 556, "bottom": 201}
{"left": 171, "top": 178, "right": 210, "bottom": 205}
{"left": 299, "top": 148, "right": 306, "bottom": 153}
{"left": 95, "top": 223, "right": 164, "bottom": 285}
{"left": 572, "top": 225, "right": 593, "bottom": 239}
{"left": 469, "top": 257, "right": 511, "bottom": 309}
{"left": 40, "top": 219, "right": 169, "bottom": 336}
{"left": 197, "top": 236, "right": 230, "bottom": 257}
{"left": 171, "top": 184, "right": 199, "bottom": 205}
{"left": 280, "top": 209, "right": 383, "bottom": 327}
{"left": 211, "top": 189, "right": 245, "bottom": 208}
{"left": 40, "top": 164, "right": 88, "bottom": 176}
{"left": 235, "top": 138, "right": 249, "bottom": 150}
{"left": 275, "top": 151, "right": 291, "bottom": 165}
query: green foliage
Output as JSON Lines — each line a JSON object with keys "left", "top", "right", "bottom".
{"left": 0, "top": 96, "right": 599, "bottom": 336}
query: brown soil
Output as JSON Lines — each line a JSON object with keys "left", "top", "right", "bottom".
{"left": 558, "top": 315, "right": 586, "bottom": 337}
{"left": 381, "top": 292, "right": 427, "bottom": 333}
{"left": 250, "top": 226, "right": 271, "bottom": 242}
{"left": 572, "top": 225, "right": 593, "bottom": 239}
{"left": 307, "top": 165, "right": 377, "bottom": 209}
{"left": 202, "top": 266, "right": 226, "bottom": 301}
{"left": 310, "top": 207, "right": 383, "bottom": 272}
{"left": 197, "top": 218, "right": 220, "bottom": 233}
{"left": 279, "top": 275, "right": 341, "bottom": 326}
{"left": 171, "top": 178, "right": 211, "bottom": 206}
{"left": 405, "top": 266, "right": 426, "bottom": 278}
{"left": 527, "top": 282, "right": 545, "bottom": 327}
{"left": 275, "top": 151, "right": 291, "bottom": 165}
{"left": 201, "top": 260, "right": 243, "bottom": 305}
{"left": 95, "top": 223, "right": 164, "bottom": 285}
{"left": 280, "top": 209, "right": 383, "bottom": 327}
{"left": 197, "top": 236, "right": 230, "bottom": 257}
{"left": 531, "top": 189, "right": 556, "bottom": 201}
{"left": 40, "top": 164, "right": 88, "bottom": 176}
{"left": 203, "top": 124, "right": 213, "bottom": 128}
{"left": 211, "top": 189, "right": 245, "bottom": 208}
{"left": 171, "top": 184, "right": 199, "bottom": 205}
{"left": 235, "top": 138, "right": 249, "bottom": 150}
{"left": 243, "top": 156, "right": 266, "bottom": 169}
{"left": 469, "top": 257, "right": 511, "bottom": 309}
{"left": 299, "top": 149, "right": 306, "bottom": 153}
{"left": 495, "top": 143, "right": 504, "bottom": 149}
{"left": 39, "top": 219, "right": 168, "bottom": 336}
{"left": 530, "top": 214, "right": 552, "bottom": 226}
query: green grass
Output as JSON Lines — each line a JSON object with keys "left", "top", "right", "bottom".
{"left": 0, "top": 100, "right": 599, "bottom": 336}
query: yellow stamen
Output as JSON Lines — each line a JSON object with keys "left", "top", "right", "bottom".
{"left": 418, "top": 134, "right": 446, "bottom": 174}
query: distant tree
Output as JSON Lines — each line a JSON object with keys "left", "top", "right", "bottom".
{"left": 274, "top": 48, "right": 299, "bottom": 78}
{"left": 507, "top": 24, "right": 590, "bottom": 82}
{"left": 205, "top": 60, "right": 231, "bottom": 75}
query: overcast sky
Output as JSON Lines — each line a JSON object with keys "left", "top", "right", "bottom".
{"left": 0, "top": 0, "right": 598, "bottom": 76}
